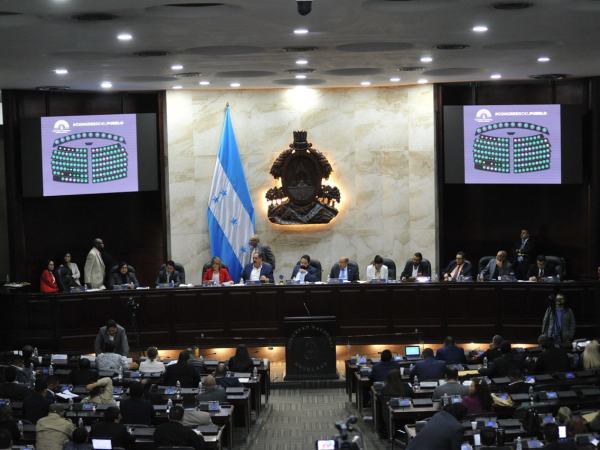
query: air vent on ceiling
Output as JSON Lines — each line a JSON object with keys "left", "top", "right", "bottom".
{"left": 283, "top": 47, "right": 319, "bottom": 52}
{"left": 35, "top": 86, "right": 71, "bottom": 91}
{"left": 73, "top": 13, "right": 118, "bottom": 21}
{"left": 434, "top": 44, "right": 470, "bottom": 50}
{"left": 133, "top": 51, "right": 171, "bottom": 57}
{"left": 529, "top": 74, "right": 567, "bottom": 80}
{"left": 175, "top": 72, "right": 203, "bottom": 77}
{"left": 167, "top": 3, "right": 224, "bottom": 6}
{"left": 397, "top": 67, "right": 425, "bottom": 71}
{"left": 492, "top": 2, "right": 533, "bottom": 10}
{"left": 285, "top": 68, "right": 316, "bottom": 74}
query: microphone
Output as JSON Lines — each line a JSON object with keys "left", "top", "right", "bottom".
{"left": 271, "top": 375, "right": 279, "bottom": 382}
{"left": 200, "top": 352, "right": 216, "bottom": 358}
{"left": 304, "top": 303, "right": 311, "bottom": 316}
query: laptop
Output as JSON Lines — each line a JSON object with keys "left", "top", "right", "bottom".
{"left": 92, "top": 439, "right": 112, "bottom": 450}
{"left": 405, "top": 346, "right": 421, "bottom": 361}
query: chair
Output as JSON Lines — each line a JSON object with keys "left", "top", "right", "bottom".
{"left": 54, "top": 266, "right": 73, "bottom": 293}
{"left": 545, "top": 255, "right": 566, "bottom": 279}
{"left": 159, "top": 262, "right": 186, "bottom": 284}
{"left": 107, "top": 265, "right": 136, "bottom": 290}
{"left": 295, "top": 259, "right": 323, "bottom": 281}
{"left": 478, "top": 256, "right": 494, "bottom": 274}
{"left": 382, "top": 258, "right": 396, "bottom": 280}
{"left": 391, "top": 429, "right": 407, "bottom": 449}
{"left": 201, "top": 261, "right": 228, "bottom": 280}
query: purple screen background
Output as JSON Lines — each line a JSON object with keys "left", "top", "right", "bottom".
{"left": 41, "top": 114, "right": 139, "bottom": 196}
{"left": 463, "top": 105, "right": 561, "bottom": 184}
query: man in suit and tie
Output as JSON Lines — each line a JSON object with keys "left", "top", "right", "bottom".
{"left": 527, "top": 255, "right": 556, "bottom": 281}
{"left": 84, "top": 238, "right": 106, "bottom": 289}
{"left": 409, "top": 348, "right": 447, "bottom": 381}
{"left": 329, "top": 256, "right": 359, "bottom": 282}
{"left": 510, "top": 228, "right": 536, "bottom": 280}
{"left": 480, "top": 250, "right": 514, "bottom": 281}
{"left": 196, "top": 376, "right": 228, "bottom": 403}
{"left": 94, "top": 320, "right": 130, "bottom": 357}
{"left": 291, "top": 255, "right": 318, "bottom": 282}
{"left": 443, "top": 252, "right": 472, "bottom": 281}
{"left": 242, "top": 252, "right": 274, "bottom": 283}
{"left": 400, "top": 252, "right": 432, "bottom": 281}
{"left": 156, "top": 260, "right": 181, "bottom": 287}
{"left": 248, "top": 234, "right": 276, "bottom": 270}
{"left": 435, "top": 336, "right": 467, "bottom": 365}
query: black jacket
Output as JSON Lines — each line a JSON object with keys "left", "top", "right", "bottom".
{"left": 163, "top": 362, "right": 200, "bottom": 388}
{"left": 215, "top": 376, "right": 244, "bottom": 389}
{"left": 23, "top": 393, "right": 54, "bottom": 424}
{"left": 119, "top": 397, "right": 155, "bottom": 426}
{"left": 400, "top": 259, "right": 432, "bottom": 279}
{"left": 478, "top": 353, "right": 525, "bottom": 378}
{"left": 89, "top": 421, "right": 136, "bottom": 449}
{"left": 0, "top": 382, "right": 31, "bottom": 400}
{"left": 154, "top": 420, "right": 206, "bottom": 450}
{"left": 533, "top": 346, "right": 571, "bottom": 374}
{"left": 155, "top": 269, "right": 181, "bottom": 287}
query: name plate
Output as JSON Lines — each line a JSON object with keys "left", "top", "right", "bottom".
{"left": 370, "top": 279, "right": 387, "bottom": 284}
{"left": 245, "top": 280, "right": 262, "bottom": 286}
{"left": 113, "top": 284, "right": 130, "bottom": 290}
{"left": 285, "top": 280, "right": 300, "bottom": 285}
{"left": 70, "top": 285, "right": 87, "bottom": 293}
{"left": 328, "top": 278, "right": 343, "bottom": 284}
{"left": 202, "top": 281, "right": 217, "bottom": 287}
{"left": 156, "top": 282, "right": 174, "bottom": 289}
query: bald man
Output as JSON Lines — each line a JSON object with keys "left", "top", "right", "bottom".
{"left": 329, "top": 256, "right": 359, "bottom": 282}
{"left": 248, "top": 234, "right": 276, "bottom": 270}
{"left": 480, "top": 251, "right": 513, "bottom": 281}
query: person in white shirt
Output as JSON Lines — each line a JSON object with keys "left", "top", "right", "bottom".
{"left": 241, "top": 253, "right": 274, "bottom": 283}
{"left": 366, "top": 255, "right": 388, "bottom": 281}
{"left": 139, "top": 347, "right": 166, "bottom": 374}
{"left": 62, "top": 252, "right": 81, "bottom": 286}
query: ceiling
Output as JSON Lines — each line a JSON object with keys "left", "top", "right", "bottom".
{"left": 1, "top": 0, "right": 600, "bottom": 91}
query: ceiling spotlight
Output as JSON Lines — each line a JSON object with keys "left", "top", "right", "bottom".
{"left": 490, "top": 74, "right": 502, "bottom": 79}
{"left": 418, "top": 79, "right": 428, "bottom": 84}
{"left": 538, "top": 57, "right": 550, "bottom": 62}
{"left": 472, "top": 26, "right": 488, "bottom": 32}
{"left": 55, "top": 69, "right": 68, "bottom": 75}
{"left": 173, "top": 86, "right": 182, "bottom": 89}
{"left": 171, "top": 65, "right": 184, "bottom": 70}
{"left": 199, "top": 81, "right": 210, "bottom": 85}
{"left": 420, "top": 57, "right": 433, "bottom": 63}
{"left": 390, "top": 77, "right": 401, "bottom": 82}
{"left": 361, "top": 81, "right": 371, "bottom": 86}
{"left": 101, "top": 82, "right": 112, "bottom": 88}
{"left": 294, "top": 29, "right": 309, "bottom": 34}
{"left": 230, "top": 83, "right": 241, "bottom": 87}
{"left": 297, "top": 0, "right": 313, "bottom": 16}
{"left": 117, "top": 34, "right": 132, "bottom": 40}
{"left": 296, "top": 59, "right": 308, "bottom": 65}
{"left": 295, "top": 74, "right": 307, "bottom": 79}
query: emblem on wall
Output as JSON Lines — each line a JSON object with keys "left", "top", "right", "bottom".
{"left": 266, "top": 131, "right": 340, "bottom": 225}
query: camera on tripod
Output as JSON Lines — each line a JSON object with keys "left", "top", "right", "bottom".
{"left": 127, "top": 297, "right": 139, "bottom": 311}
{"left": 315, "top": 415, "right": 363, "bottom": 450}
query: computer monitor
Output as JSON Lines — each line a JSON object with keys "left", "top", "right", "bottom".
{"left": 405, "top": 346, "right": 420, "bottom": 357}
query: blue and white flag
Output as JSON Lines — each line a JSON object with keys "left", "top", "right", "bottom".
{"left": 207, "top": 106, "right": 255, "bottom": 283}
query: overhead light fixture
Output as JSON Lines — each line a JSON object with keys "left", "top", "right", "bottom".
{"left": 537, "top": 57, "right": 550, "bottom": 62}
{"left": 420, "top": 57, "right": 433, "bottom": 63}
{"left": 199, "top": 81, "right": 210, "bottom": 85}
{"left": 294, "top": 29, "right": 309, "bottom": 34}
{"left": 390, "top": 77, "right": 401, "bottom": 82}
{"left": 295, "top": 59, "right": 308, "bottom": 65}
{"left": 101, "top": 82, "right": 112, "bottom": 88}
{"left": 230, "top": 83, "right": 241, "bottom": 87}
{"left": 360, "top": 81, "right": 371, "bottom": 86}
{"left": 55, "top": 69, "right": 68, "bottom": 75}
{"left": 171, "top": 65, "right": 184, "bottom": 70}
{"left": 117, "top": 34, "right": 132, "bottom": 40}
{"left": 418, "top": 79, "right": 428, "bottom": 84}
{"left": 295, "top": 74, "right": 307, "bottom": 79}
{"left": 173, "top": 86, "right": 182, "bottom": 89}
{"left": 472, "top": 26, "right": 488, "bottom": 32}
{"left": 490, "top": 74, "right": 502, "bottom": 79}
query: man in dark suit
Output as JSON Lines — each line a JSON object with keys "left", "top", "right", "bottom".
{"left": 0, "top": 367, "right": 31, "bottom": 400}
{"left": 409, "top": 348, "right": 447, "bottom": 382}
{"left": 120, "top": 382, "right": 155, "bottom": 426}
{"left": 89, "top": 406, "right": 136, "bottom": 450}
{"left": 329, "top": 256, "right": 359, "bottom": 281}
{"left": 94, "top": 319, "right": 129, "bottom": 356}
{"left": 155, "top": 260, "right": 182, "bottom": 287}
{"left": 196, "top": 376, "right": 228, "bottom": 403}
{"left": 526, "top": 255, "right": 557, "bottom": 281}
{"left": 400, "top": 252, "right": 432, "bottom": 281}
{"left": 406, "top": 403, "right": 467, "bottom": 450}
{"left": 185, "top": 348, "right": 209, "bottom": 375}
{"left": 214, "top": 363, "right": 243, "bottom": 389}
{"left": 44, "top": 376, "right": 59, "bottom": 401}
{"left": 435, "top": 336, "right": 467, "bottom": 365}
{"left": 542, "top": 422, "right": 577, "bottom": 450}
{"left": 141, "top": 378, "right": 165, "bottom": 405}
{"left": 369, "top": 349, "right": 401, "bottom": 382}
{"left": 533, "top": 335, "right": 570, "bottom": 374}
{"left": 154, "top": 405, "right": 206, "bottom": 450}
{"left": 474, "top": 335, "right": 504, "bottom": 365}
{"left": 442, "top": 252, "right": 472, "bottom": 281}
{"left": 480, "top": 251, "right": 514, "bottom": 281}
{"left": 163, "top": 351, "right": 200, "bottom": 388}
{"left": 510, "top": 228, "right": 536, "bottom": 280}
{"left": 241, "top": 252, "right": 274, "bottom": 283}
{"left": 248, "top": 234, "right": 276, "bottom": 270}
{"left": 478, "top": 341, "right": 525, "bottom": 378}
{"left": 23, "top": 379, "right": 54, "bottom": 424}
{"left": 506, "top": 369, "right": 528, "bottom": 395}
{"left": 69, "top": 358, "right": 99, "bottom": 386}
{"left": 291, "top": 255, "right": 319, "bottom": 282}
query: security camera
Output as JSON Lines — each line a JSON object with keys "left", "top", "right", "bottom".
{"left": 297, "top": 0, "right": 313, "bottom": 16}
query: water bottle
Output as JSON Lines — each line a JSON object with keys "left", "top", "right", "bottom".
{"left": 167, "top": 398, "right": 173, "bottom": 408}
{"left": 118, "top": 371, "right": 123, "bottom": 382}
{"left": 50, "top": 354, "right": 54, "bottom": 365}
{"left": 443, "top": 393, "right": 448, "bottom": 406}
{"left": 432, "top": 271, "right": 438, "bottom": 282}
{"left": 176, "top": 380, "right": 181, "bottom": 390}
{"left": 199, "top": 381, "right": 204, "bottom": 393}
{"left": 34, "top": 347, "right": 38, "bottom": 358}
{"left": 414, "top": 375, "right": 419, "bottom": 390}
{"left": 78, "top": 418, "right": 83, "bottom": 427}
{"left": 68, "top": 398, "right": 74, "bottom": 409}
{"left": 483, "top": 357, "right": 488, "bottom": 368}
{"left": 253, "top": 367, "right": 258, "bottom": 380}
{"left": 529, "top": 386, "right": 534, "bottom": 402}
{"left": 556, "top": 274, "right": 561, "bottom": 282}
{"left": 516, "top": 436, "right": 522, "bottom": 450}
{"left": 48, "top": 364, "right": 54, "bottom": 375}
{"left": 17, "top": 420, "right": 23, "bottom": 436}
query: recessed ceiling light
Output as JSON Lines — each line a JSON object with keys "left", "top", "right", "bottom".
{"left": 173, "top": 86, "right": 182, "bottom": 89}
{"left": 117, "top": 34, "right": 132, "bottom": 40}
{"left": 390, "top": 77, "right": 401, "bottom": 82}
{"left": 294, "top": 29, "right": 309, "bottom": 34}
{"left": 55, "top": 69, "right": 68, "bottom": 75}
{"left": 418, "top": 79, "right": 428, "bottom": 84}
{"left": 171, "top": 65, "right": 184, "bottom": 70}
{"left": 199, "top": 81, "right": 210, "bottom": 85}
{"left": 538, "top": 57, "right": 550, "bottom": 62}
{"left": 101, "top": 82, "right": 112, "bottom": 88}
{"left": 420, "top": 57, "right": 433, "bottom": 63}
{"left": 472, "top": 26, "right": 488, "bottom": 32}
{"left": 296, "top": 59, "right": 308, "bottom": 65}
{"left": 295, "top": 74, "right": 307, "bottom": 79}
{"left": 361, "top": 81, "right": 371, "bottom": 86}
{"left": 490, "top": 74, "right": 502, "bottom": 79}
{"left": 230, "top": 83, "right": 241, "bottom": 87}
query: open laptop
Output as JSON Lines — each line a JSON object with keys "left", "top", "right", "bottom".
{"left": 405, "top": 346, "right": 421, "bottom": 361}
{"left": 92, "top": 439, "right": 112, "bottom": 450}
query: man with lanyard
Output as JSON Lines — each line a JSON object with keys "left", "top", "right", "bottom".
{"left": 542, "top": 293, "right": 576, "bottom": 343}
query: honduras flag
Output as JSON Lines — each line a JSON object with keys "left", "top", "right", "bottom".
{"left": 207, "top": 106, "right": 255, "bottom": 283}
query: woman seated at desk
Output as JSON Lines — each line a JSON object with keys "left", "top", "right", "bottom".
{"left": 203, "top": 256, "right": 232, "bottom": 284}
{"left": 40, "top": 260, "right": 58, "bottom": 293}
{"left": 581, "top": 339, "right": 600, "bottom": 371}
{"left": 382, "top": 369, "right": 414, "bottom": 399}
{"left": 111, "top": 262, "right": 139, "bottom": 289}
{"left": 139, "top": 346, "right": 166, "bottom": 374}
{"left": 366, "top": 255, "right": 388, "bottom": 281}
{"left": 61, "top": 252, "right": 81, "bottom": 286}
{"left": 228, "top": 344, "right": 254, "bottom": 372}
{"left": 461, "top": 377, "right": 493, "bottom": 414}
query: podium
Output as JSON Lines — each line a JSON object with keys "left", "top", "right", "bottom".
{"left": 284, "top": 316, "right": 338, "bottom": 380}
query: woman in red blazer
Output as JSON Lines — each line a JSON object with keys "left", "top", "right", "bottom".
{"left": 203, "top": 257, "right": 233, "bottom": 284}
{"left": 40, "top": 260, "right": 58, "bottom": 293}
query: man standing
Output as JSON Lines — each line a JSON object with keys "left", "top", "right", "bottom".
{"left": 36, "top": 404, "right": 75, "bottom": 450}
{"left": 156, "top": 260, "right": 182, "bottom": 287}
{"left": 84, "top": 238, "right": 105, "bottom": 289}
{"left": 291, "top": 255, "right": 318, "bottom": 282}
{"left": 329, "top": 256, "right": 359, "bottom": 282}
{"left": 154, "top": 405, "right": 206, "bottom": 450}
{"left": 94, "top": 320, "right": 129, "bottom": 357}
{"left": 248, "top": 234, "right": 276, "bottom": 270}
{"left": 435, "top": 337, "right": 467, "bottom": 365}
{"left": 401, "top": 252, "right": 431, "bottom": 281}
{"left": 241, "top": 253, "right": 274, "bottom": 283}
{"left": 480, "top": 251, "right": 513, "bottom": 281}
{"left": 510, "top": 228, "right": 536, "bottom": 280}
{"left": 542, "top": 293, "right": 576, "bottom": 343}
{"left": 527, "top": 255, "right": 557, "bottom": 281}
{"left": 443, "top": 252, "right": 472, "bottom": 281}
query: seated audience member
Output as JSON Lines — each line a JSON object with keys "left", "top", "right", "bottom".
{"left": 156, "top": 260, "right": 182, "bottom": 287}
{"left": 154, "top": 405, "right": 206, "bottom": 450}
{"left": 443, "top": 252, "right": 472, "bottom": 281}
{"left": 0, "top": 429, "right": 12, "bottom": 450}
{"left": 96, "top": 341, "right": 129, "bottom": 374}
{"left": 62, "top": 426, "right": 93, "bottom": 450}
{"left": 61, "top": 252, "right": 81, "bottom": 287}
{"left": 432, "top": 368, "right": 469, "bottom": 401}
{"left": 228, "top": 344, "right": 255, "bottom": 373}
{"left": 82, "top": 377, "right": 115, "bottom": 405}
{"left": 139, "top": 346, "right": 166, "bottom": 373}
{"left": 141, "top": 378, "right": 165, "bottom": 405}
{"left": 196, "top": 376, "right": 227, "bottom": 403}
{"left": 557, "top": 406, "right": 587, "bottom": 437}
{"left": 45, "top": 376, "right": 59, "bottom": 401}
{"left": 182, "top": 394, "right": 213, "bottom": 427}
{"left": 480, "top": 251, "right": 513, "bottom": 281}
{"left": 581, "top": 339, "right": 600, "bottom": 370}
{"left": 94, "top": 319, "right": 129, "bottom": 357}
{"left": 480, "top": 426, "right": 511, "bottom": 449}
{"left": 366, "top": 255, "right": 388, "bottom": 282}
{"left": 0, "top": 366, "right": 31, "bottom": 400}
{"left": 409, "top": 348, "right": 447, "bottom": 382}
{"left": 111, "top": 262, "right": 139, "bottom": 289}
{"left": 69, "top": 358, "right": 99, "bottom": 386}
{"left": 185, "top": 348, "right": 209, "bottom": 375}
{"left": 506, "top": 369, "right": 528, "bottom": 395}
{"left": 36, "top": 404, "right": 75, "bottom": 450}
{"left": 435, "top": 336, "right": 467, "bottom": 365}
{"left": 542, "top": 292, "right": 576, "bottom": 343}
{"left": 89, "top": 406, "right": 136, "bottom": 450}
{"left": 120, "top": 381, "right": 155, "bottom": 426}
{"left": 23, "top": 379, "right": 54, "bottom": 424}
{"left": 329, "top": 256, "right": 359, "bottom": 282}
{"left": 0, "top": 404, "right": 20, "bottom": 443}
{"left": 534, "top": 335, "right": 570, "bottom": 374}
{"left": 542, "top": 422, "right": 577, "bottom": 450}
{"left": 406, "top": 403, "right": 468, "bottom": 450}
{"left": 22, "top": 345, "right": 38, "bottom": 371}
{"left": 203, "top": 256, "right": 233, "bottom": 284}
{"left": 478, "top": 341, "right": 525, "bottom": 378}
{"left": 475, "top": 335, "right": 504, "bottom": 364}
{"left": 11, "top": 355, "right": 35, "bottom": 386}
{"left": 461, "top": 377, "right": 493, "bottom": 414}
{"left": 40, "top": 260, "right": 59, "bottom": 293}
{"left": 163, "top": 351, "right": 200, "bottom": 388}
{"left": 382, "top": 369, "right": 414, "bottom": 399}
{"left": 242, "top": 252, "right": 274, "bottom": 283}
{"left": 369, "top": 349, "right": 400, "bottom": 382}
{"left": 401, "top": 252, "right": 431, "bottom": 281}
{"left": 527, "top": 255, "right": 557, "bottom": 281}
{"left": 214, "top": 363, "right": 243, "bottom": 388}
{"left": 291, "top": 254, "right": 319, "bottom": 282}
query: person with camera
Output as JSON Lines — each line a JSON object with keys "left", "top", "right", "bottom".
{"left": 542, "top": 292, "right": 576, "bottom": 343}
{"left": 94, "top": 319, "right": 129, "bottom": 357}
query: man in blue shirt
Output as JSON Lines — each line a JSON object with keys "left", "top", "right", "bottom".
{"left": 435, "top": 336, "right": 467, "bottom": 365}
